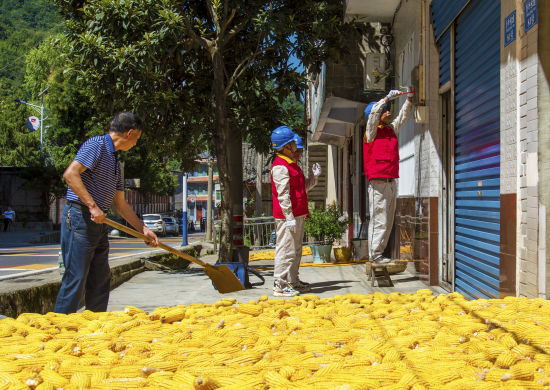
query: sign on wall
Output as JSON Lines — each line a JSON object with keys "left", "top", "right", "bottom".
{"left": 504, "top": 11, "right": 516, "bottom": 47}
{"left": 524, "top": 0, "right": 537, "bottom": 32}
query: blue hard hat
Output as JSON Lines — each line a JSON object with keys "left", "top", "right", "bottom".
{"left": 364, "top": 101, "right": 390, "bottom": 120}
{"left": 271, "top": 126, "right": 295, "bottom": 150}
{"left": 293, "top": 133, "right": 304, "bottom": 149}
{"left": 364, "top": 102, "right": 376, "bottom": 119}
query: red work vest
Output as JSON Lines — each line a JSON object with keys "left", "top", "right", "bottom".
{"left": 271, "top": 155, "right": 309, "bottom": 219}
{"left": 363, "top": 124, "right": 399, "bottom": 180}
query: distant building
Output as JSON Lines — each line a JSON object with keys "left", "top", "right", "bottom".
{"left": 173, "top": 155, "right": 220, "bottom": 222}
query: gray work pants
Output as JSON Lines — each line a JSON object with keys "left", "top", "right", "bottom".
{"left": 274, "top": 215, "right": 306, "bottom": 286}
{"left": 368, "top": 179, "right": 397, "bottom": 260}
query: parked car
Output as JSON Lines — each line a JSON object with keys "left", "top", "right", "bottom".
{"left": 142, "top": 214, "right": 166, "bottom": 236}
{"left": 163, "top": 216, "right": 179, "bottom": 236}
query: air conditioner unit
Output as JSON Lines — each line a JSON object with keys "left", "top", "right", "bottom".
{"left": 364, "top": 53, "right": 387, "bottom": 90}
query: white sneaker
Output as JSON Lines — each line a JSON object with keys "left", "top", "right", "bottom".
{"left": 372, "top": 256, "right": 391, "bottom": 264}
{"left": 273, "top": 282, "right": 300, "bottom": 297}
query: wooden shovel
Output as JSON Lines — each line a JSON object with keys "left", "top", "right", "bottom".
{"left": 105, "top": 218, "right": 245, "bottom": 293}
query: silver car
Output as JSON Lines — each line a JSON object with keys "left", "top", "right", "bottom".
{"left": 142, "top": 214, "right": 166, "bottom": 236}
{"left": 163, "top": 216, "right": 179, "bottom": 236}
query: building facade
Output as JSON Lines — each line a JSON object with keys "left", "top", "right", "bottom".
{"left": 308, "top": 0, "right": 549, "bottom": 299}
{"left": 173, "top": 158, "right": 221, "bottom": 223}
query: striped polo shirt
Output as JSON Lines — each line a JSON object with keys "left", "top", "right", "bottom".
{"left": 66, "top": 134, "right": 123, "bottom": 212}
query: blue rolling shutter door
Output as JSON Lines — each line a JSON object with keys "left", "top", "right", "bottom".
{"left": 454, "top": 0, "right": 501, "bottom": 299}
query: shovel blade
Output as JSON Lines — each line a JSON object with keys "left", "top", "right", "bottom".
{"left": 204, "top": 264, "right": 246, "bottom": 293}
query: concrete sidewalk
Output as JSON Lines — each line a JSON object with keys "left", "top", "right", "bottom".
{"left": 107, "top": 255, "right": 446, "bottom": 312}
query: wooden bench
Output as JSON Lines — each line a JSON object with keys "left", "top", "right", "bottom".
{"left": 367, "top": 262, "right": 397, "bottom": 287}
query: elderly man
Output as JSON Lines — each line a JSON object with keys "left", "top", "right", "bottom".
{"left": 363, "top": 89, "right": 413, "bottom": 264}
{"left": 54, "top": 112, "right": 159, "bottom": 314}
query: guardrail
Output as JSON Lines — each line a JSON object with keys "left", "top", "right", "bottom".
{"left": 244, "top": 216, "right": 276, "bottom": 250}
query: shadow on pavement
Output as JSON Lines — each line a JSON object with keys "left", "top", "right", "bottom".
{"left": 307, "top": 280, "right": 357, "bottom": 294}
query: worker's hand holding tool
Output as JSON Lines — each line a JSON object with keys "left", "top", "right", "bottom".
{"left": 385, "top": 89, "right": 403, "bottom": 101}
{"left": 386, "top": 88, "right": 415, "bottom": 102}
{"left": 312, "top": 163, "right": 322, "bottom": 177}
{"left": 142, "top": 226, "right": 159, "bottom": 247}
{"left": 284, "top": 219, "right": 297, "bottom": 233}
{"left": 90, "top": 205, "right": 106, "bottom": 224}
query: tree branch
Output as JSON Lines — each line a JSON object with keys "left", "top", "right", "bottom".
{"left": 222, "top": 8, "right": 236, "bottom": 34}
{"left": 205, "top": 0, "right": 221, "bottom": 36}
{"left": 181, "top": 15, "right": 209, "bottom": 49}
{"left": 224, "top": 16, "right": 250, "bottom": 44}
{"left": 225, "top": 44, "right": 274, "bottom": 95}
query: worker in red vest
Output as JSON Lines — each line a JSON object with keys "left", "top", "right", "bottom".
{"left": 270, "top": 126, "right": 321, "bottom": 297}
{"left": 363, "top": 88, "right": 414, "bottom": 264}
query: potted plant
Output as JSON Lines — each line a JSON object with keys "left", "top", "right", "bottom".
{"left": 305, "top": 203, "right": 349, "bottom": 263}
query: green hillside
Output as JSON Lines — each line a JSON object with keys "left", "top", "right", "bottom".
{"left": 0, "top": 0, "right": 61, "bottom": 98}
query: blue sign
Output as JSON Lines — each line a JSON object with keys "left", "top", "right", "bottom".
{"left": 524, "top": 0, "right": 537, "bottom": 32}
{"left": 504, "top": 11, "right": 516, "bottom": 47}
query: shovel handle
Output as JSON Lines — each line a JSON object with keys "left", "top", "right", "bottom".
{"left": 104, "top": 218, "right": 209, "bottom": 268}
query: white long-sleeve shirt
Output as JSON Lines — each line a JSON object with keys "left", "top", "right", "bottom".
{"left": 364, "top": 98, "right": 413, "bottom": 143}
{"left": 271, "top": 155, "right": 318, "bottom": 221}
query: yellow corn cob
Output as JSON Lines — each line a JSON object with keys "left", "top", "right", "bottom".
{"left": 69, "top": 372, "right": 91, "bottom": 387}
{"left": 484, "top": 368, "right": 510, "bottom": 382}
{"left": 193, "top": 376, "right": 219, "bottom": 390}
{"left": 161, "top": 307, "right": 187, "bottom": 323}
{"left": 123, "top": 306, "right": 145, "bottom": 316}
{"left": 236, "top": 304, "right": 263, "bottom": 316}
{"left": 39, "top": 369, "right": 69, "bottom": 388}
{"left": 509, "top": 362, "right": 536, "bottom": 380}
{"left": 495, "top": 350, "right": 520, "bottom": 368}
{"left": 34, "top": 381, "right": 56, "bottom": 390}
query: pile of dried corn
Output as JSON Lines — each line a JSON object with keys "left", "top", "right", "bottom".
{"left": 249, "top": 247, "right": 311, "bottom": 262}
{"left": 1, "top": 290, "right": 550, "bottom": 389}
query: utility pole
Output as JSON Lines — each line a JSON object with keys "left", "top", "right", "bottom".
{"left": 14, "top": 87, "right": 49, "bottom": 159}
{"left": 206, "top": 156, "right": 214, "bottom": 241}
{"left": 181, "top": 173, "right": 188, "bottom": 246}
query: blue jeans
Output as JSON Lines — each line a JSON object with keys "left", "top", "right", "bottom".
{"left": 54, "top": 203, "right": 111, "bottom": 314}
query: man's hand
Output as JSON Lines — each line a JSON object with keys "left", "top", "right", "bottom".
{"left": 312, "top": 163, "right": 322, "bottom": 177}
{"left": 89, "top": 205, "right": 105, "bottom": 224}
{"left": 284, "top": 219, "right": 297, "bottom": 233}
{"left": 385, "top": 89, "right": 402, "bottom": 101}
{"left": 143, "top": 226, "right": 159, "bottom": 247}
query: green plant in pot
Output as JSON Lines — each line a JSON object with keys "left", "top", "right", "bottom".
{"left": 305, "top": 203, "right": 348, "bottom": 263}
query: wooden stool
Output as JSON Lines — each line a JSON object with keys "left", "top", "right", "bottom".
{"left": 367, "top": 262, "right": 395, "bottom": 287}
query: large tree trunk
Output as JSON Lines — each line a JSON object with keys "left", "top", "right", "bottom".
{"left": 211, "top": 47, "right": 243, "bottom": 262}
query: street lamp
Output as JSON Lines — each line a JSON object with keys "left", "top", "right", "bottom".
{"left": 14, "top": 87, "right": 50, "bottom": 157}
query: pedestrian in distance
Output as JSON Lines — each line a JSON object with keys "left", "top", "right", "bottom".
{"left": 3, "top": 205, "right": 15, "bottom": 232}
{"left": 54, "top": 112, "right": 159, "bottom": 314}
{"left": 270, "top": 126, "right": 321, "bottom": 297}
{"left": 363, "top": 88, "right": 414, "bottom": 264}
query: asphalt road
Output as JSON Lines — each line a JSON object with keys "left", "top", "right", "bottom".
{"left": 0, "top": 233, "right": 205, "bottom": 279}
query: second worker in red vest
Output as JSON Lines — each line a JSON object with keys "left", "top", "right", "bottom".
{"left": 363, "top": 88, "right": 414, "bottom": 264}
{"left": 270, "top": 126, "right": 321, "bottom": 297}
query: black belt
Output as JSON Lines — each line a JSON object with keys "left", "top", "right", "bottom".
{"left": 371, "top": 178, "right": 395, "bottom": 182}
{"left": 68, "top": 201, "right": 90, "bottom": 213}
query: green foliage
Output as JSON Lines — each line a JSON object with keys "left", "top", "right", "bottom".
{"left": 52, "top": 0, "right": 362, "bottom": 155}
{"left": 0, "top": 0, "right": 61, "bottom": 98}
{"left": 305, "top": 203, "right": 349, "bottom": 245}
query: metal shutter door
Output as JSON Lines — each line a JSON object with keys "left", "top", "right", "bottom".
{"left": 454, "top": 0, "right": 501, "bottom": 299}
{"left": 431, "top": 0, "right": 468, "bottom": 39}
